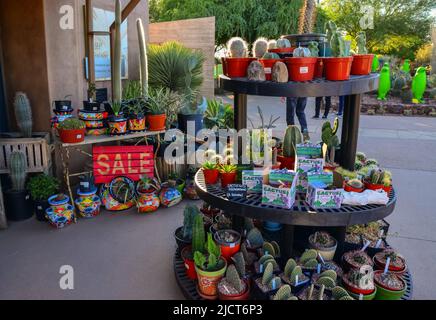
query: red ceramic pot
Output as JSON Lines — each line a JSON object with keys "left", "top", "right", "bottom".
{"left": 214, "top": 229, "right": 241, "bottom": 262}
{"left": 218, "top": 279, "right": 251, "bottom": 300}
{"left": 382, "top": 185, "right": 392, "bottom": 193}
{"left": 351, "top": 54, "right": 374, "bottom": 75}
{"left": 147, "top": 114, "right": 166, "bottom": 131}
{"left": 285, "top": 57, "right": 317, "bottom": 82}
{"left": 203, "top": 169, "right": 220, "bottom": 184}
{"left": 221, "top": 172, "right": 237, "bottom": 188}
{"left": 259, "top": 59, "right": 283, "bottom": 81}
{"left": 269, "top": 48, "right": 294, "bottom": 55}
{"left": 314, "top": 58, "right": 324, "bottom": 78}
{"left": 344, "top": 182, "right": 364, "bottom": 193}
{"left": 323, "top": 57, "right": 353, "bottom": 81}
{"left": 364, "top": 181, "right": 384, "bottom": 191}
{"left": 181, "top": 246, "right": 197, "bottom": 280}
{"left": 373, "top": 253, "right": 406, "bottom": 274}
{"left": 277, "top": 155, "right": 295, "bottom": 170}
{"left": 58, "top": 128, "right": 86, "bottom": 144}
{"left": 222, "top": 57, "right": 256, "bottom": 78}
{"left": 342, "top": 274, "right": 375, "bottom": 295}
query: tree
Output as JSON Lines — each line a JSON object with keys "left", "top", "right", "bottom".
{"left": 150, "top": 0, "right": 327, "bottom": 47}
{"left": 321, "top": 0, "right": 436, "bottom": 59}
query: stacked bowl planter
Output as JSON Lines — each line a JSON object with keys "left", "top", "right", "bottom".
{"left": 79, "top": 102, "right": 108, "bottom": 136}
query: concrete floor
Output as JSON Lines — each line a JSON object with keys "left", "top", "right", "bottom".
{"left": 1, "top": 95, "right": 436, "bottom": 299}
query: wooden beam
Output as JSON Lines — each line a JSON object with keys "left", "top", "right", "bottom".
{"left": 86, "top": 0, "right": 95, "bottom": 86}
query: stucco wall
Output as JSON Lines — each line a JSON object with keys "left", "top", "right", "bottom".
{"left": 149, "top": 17, "right": 215, "bottom": 99}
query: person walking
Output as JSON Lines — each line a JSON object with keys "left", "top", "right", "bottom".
{"left": 313, "top": 96, "right": 331, "bottom": 119}
{"left": 286, "top": 97, "right": 310, "bottom": 140}
{"left": 337, "top": 96, "right": 345, "bottom": 117}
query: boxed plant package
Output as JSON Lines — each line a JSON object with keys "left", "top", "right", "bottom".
{"left": 296, "top": 143, "right": 322, "bottom": 159}
{"left": 242, "top": 170, "right": 264, "bottom": 194}
{"left": 269, "top": 169, "right": 296, "bottom": 188}
{"left": 295, "top": 157, "right": 324, "bottom": 193}
{"left": 306, "top": 182, "right": 344, "bottom": 209}
{"left": 307, "top": 171, "right": 334, "bottom": 186}
{"left": 261, "top": 171, "right": 298, "bottom": 209}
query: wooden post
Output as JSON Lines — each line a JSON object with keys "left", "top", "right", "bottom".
{"left": 0, "top": 179, "right": 7, "bottom": 229}
{"left": 86, "top": 0, "right": 95, "bottom": 85}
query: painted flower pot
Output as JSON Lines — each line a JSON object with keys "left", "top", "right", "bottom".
{"left": 214, "top": 230, "right": 241, "bottom": 262}
{"left": 78, "top": 110, "right": 105, "bottom": 121}
{"left": 259, "top": 59, "right": 283, "bottom": 81}
{"left": 195, "top": 258, "right": 227, "bottom": 297}
{"left": 108, "top": 117, "right": 128, "bottom": 136}
{"left": 83, "top": 101, "right": 102, "bottom": 112}
{"left": 46, "top": 205, "right": 74, "bottom": 229}
{"left": 159, "top": 187, "right": 182, "bottom": 208}
{"left": 203, "top": 169, "right": 220, "bottom": 184}
{"left": 314, "top": 58, "right": 324, "bottom": 78}
{"left": 221, "top": 172, "right": 237, "bottom": 188}
{"left": 75, "top": 195, "right": 101, "bottom": 218}
{"left": 277, "top": 155, "right": 295, "bottom": 170}
{"left": 351, "top": 54, "right": 374, "bottom": 75}
{"left": 58, "top": 128, "right": 86, "bottom": 144}
{"left": 222, "top": 57, "right": 256, "bottom": 78}
{"left": 285, "top": 57, "right": 317, "bottom": 82}
{"left": 48, "top": 194, "right": 70, "bottom": 212}
{"left": 86, "top": 128, "right": 107, "bottom": 136}
{"left": 137, "top": 192, "right": 160, "bottom": 213}
{"left": 84, "top": 120, "right": 105, "bottom": 129}
{"left": 218, "top": 279, "right": 251, "bottom": 300}
{"left": 128, "top": 115, "right": 146, "bottom": 132}
{"left": 79, "top": 205, "right": 101, "bottom": 219}
{"left": 323, "top": 57, "right": 353, "bottom": 81}
{"left": 147, "top": 114, "right": 166, "bottom": 131}
{"left": 100, "top": 184, "right": 135, "bottom": 211}
{"left": 374, "top": 271, "right": 406, "bottom": 300}
{"left": 181, "top": 246, "right": 197, "bottom": 280}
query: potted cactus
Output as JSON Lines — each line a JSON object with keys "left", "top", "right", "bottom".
{"left": 254, "top": 254, "right": 280, "bottom": 275}
{"left": 308, "top": 231, "right": 338, "bottom": 261}
{"left": 322, "top": 120, "right": 340, "bottom": 166}
{"left": 364, "top": 169, "right": 392, "bottom": 193}
{"left": 217, "top": 264, "right": 250, "bottom": 300}
{"left": 214, "top": 229, "right": 241, "bottom": 262}
{"left": 57, "top": 118, "right": 86, "bottom": 143}
{"left": 373, "top": 250, "right": 407, "bottom": 274}
{"left": 297, "top": 249, "right": 320, "bottom": 273}
{"left": 219, "top": 164, "right": 238, "bottom": 188}
{"left": 343, "top": 250, "right": 373, "bottom": 271}
{"left": 269, "top": 38, "right": 293, "bottom": 55}
{"left": 280, "top": 258, "right": 310, "bottom": 292}
{"left": 27, "top": 174, "right": 60, "bottom": 222}
{"left": 245, "top": 227, "right": 264, "bottom": 251}
{"left": 298, "top": 284, "right": 329, "bottom": 300}
{"left": 323, "top": 21, "right": 353, "bottom": 81}
{"left": 222, "top": 37, "right": 255, "bottom": 78}
{"left": 309, "top": 41, "right": 324, "bottom": 78}
{"left": 277, "top": 125, "right": 303, "bottom": 170}
{"left": 253, "top": 261, "right": 283, "bottom": 300}
{"left": 181, "top": 213, "right": 205, "bottom": 280}
{"left": 84, "top": 81, "right": 101, "bottom": 112}
{"left": 252, "top": 37, "right": 268, "bottom": 59}
{"left": 194, "top": 233, "right": 227, "bottom": 299}
{"left": 272, "top": 285, "right": 298, "bottom": 300}
{"left": 285, "top": 45, "right": 317, "bottom": 82}
{"left": 342, "top": 268, "right": 376, "bottom": 296}
{"left": 373, "top": 270, "right": 406, "bottom": 300}
{"left": 4, "top": 152, "right": 33, "bottom": 221}
{"left": 107, "top": 101, "right": 128, "bottom": 135}
{"left": 351, "top": 31, "right": 374, "bottom": 75}
{"left": 344, "top": 179, "right": 365, "bottom": 193}
{"left": 202, "top": 161, "right": 220, "bottom": 185}
{"left": 259, "top": 52, "right": 283, "bottom": 81}
{"left": 174, "top": 204, "right": 200, "bottom": 251}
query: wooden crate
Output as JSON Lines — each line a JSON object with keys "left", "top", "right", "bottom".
{"left": 0, "top": 132, "right": 52, "bottom": 174}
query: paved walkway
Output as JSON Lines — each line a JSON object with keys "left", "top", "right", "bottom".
{"left": 0, "top": 95, "right": 435, "bottom": 299}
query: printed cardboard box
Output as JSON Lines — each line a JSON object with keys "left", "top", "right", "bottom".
{"left": 306, "top": 182, "right": 344, "bottom": 209}
{"left": 242, "top": 170, "right": 264, "bottom": 194}
{"left": 307, "top": 172, "right": 334, "bottom": 186}
{"left": 269, "top": 169, "right": 296, "bottom": 188}
{"left": 261, "top": 172, "right": 298, "bottom": 209}
{"left": 296, "top": 143, "right": 323, "bottom": 159}
{"left": 295, "top": 158, "right": 324, "bottom": 193}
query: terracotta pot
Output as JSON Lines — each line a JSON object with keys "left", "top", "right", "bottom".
{"left": 373, "top": 253, "right": 406, "bottom": 274}
{"left": 382, "top": 185, "right": 392, "bottom": 193}
{"left": 221, "top": 172, "right": 237, "bottom": 188}
{"left": 147, "top": 114, "right": 166, "bottom": 131}
{"left": 58, "top": 128, "right": 86, "bottom": 144}
{"left": 323, "top": 57, "right": 353, "bottom": 81}
{"left": 342, "top": 274, "right": 375, "bottom": 295}
{"left": 351, "top": 54, "right": 374, "bottom": 75}
{"left": 285, "top": 57, "right": 317, "bottom": 82}
{"left": 195, "top": 258, "right": 227, "bottom": 296}
{"left": 364, "top": 180, "right": 384, "bottom": 191}
{"left": 218, "top": 279, "right": 250, "bottom": 300}
{"left": 314, "top": 58, "right": 324, "bottom": 78}
{"left": 222, "top": 57, "right": 256, "bottom": 78}
{"left": 277, "top": 155, "right": 295, "bottom": 170}
{"left": 203, "top": 168, "right": 220, "bottom": 184}
{"left": 214, "top": 229, "right": 241, "bottom": 262}
{"left": 344, "top": 182, "right": 365, "bottom": 193}
{"left": 259, "top": 59, "right": 283, "bottom": 81}
{"left": 181, "top": 246, "right": 197, "bottom": 280}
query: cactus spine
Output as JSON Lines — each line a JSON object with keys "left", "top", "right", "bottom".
{"left": 191, "top": 214, "right": 205, "bottom": 254}
{"left": 182, "top": 205, "right": 199, "bottom": 239}
{"left": 13, "top": 92, "right": 32, "bottom": 138}
{"left": 283, "top": 125, "right": 303, "bottom": 158}
{"left": 308, "top": 41, "right": 319, "bottom": 57}
{"left": 137, "top": 18, "right": 148, "bottom": 97}
{"left": 226, "top": 264, "right": 243, "bottom": 293}
{"left": 9, "top": 152, "right": 27, "bottom": 191}
{"left": 227, "top": 37, "right": 248, "bottom": 58}
{"left": 253, "top": 38, "right": 268, "bottom": 58}
{"left": 330, "top": 31, "right": 346, "bottom": 57}
{"left": 113, "top": 0, "right": 122, "bottom": 103}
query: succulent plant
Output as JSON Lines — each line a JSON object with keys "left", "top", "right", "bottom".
{"left": 276, "top": 38, "right": 291, "bottom": 49}
{"left": 311, "top": 231, "right": 336, "bottom": 248}
{"left": 194, "top": 233, "right": 224, "bottom": 271}
{"left": 319, "top": 269, "right": 337, "bottom": 282}
{"left": 356, "top": 152, "right": 367, "bottom": 162}
{"left": 332, "top": 286, "right": 350, "bottom": 300}
{"left": 322, "top": 120, "right": 340, "bottom": 164}
{"left": 261, "top": 262, "right": 282, "bottom": 290}
{"left": 246, "top": 227, "right": 264, "bottom": 248}
{"left": 253, "top": 37, "right": 269, "bottom": 58}
{"left": 58, "top": 118, "right": 85, "bottom": 130}
{"left": 368, "top": 169, "right": 392, "bottom": 186}
{"left": 225, "top": 264, "right": 244, "bottom": 293}
{"left": 9, "top": 152, "right": 27, "bottom": 191}
{"left": 273, "top": 285, "right": 297, "bottom": 300}
{"left": 347, "top": 179, "right": 363, "bottom": 189}
{"left": 192, "top": 214, "right": 205, "bottom": 254}
{"left": 262, "top": 52, "right": 280, "bottom": 59}
{"left": 284, "top": 258, "right": 297, "bottom": 278}
{"left": 290, "top": 266, "right": 304, "bottom": 285}
{"left": 14, "top": 92, "right": 32, "bottom": 138}
{"left": 325, "top": 20, "right": 338, "bottom": 43}
{"left": 330, "top": 30, "right": 347, "bottom": 57}
{"left": 300, "top": 249, "right": 318, "bottom": 264}
{"left": 304, "top": 258, "right": 318, "bottom": 269}
{"left": 335, "top": 167, "right": 358, "bottom": 180}
{"left": 182, "top": 205, "right": 200, "bottom": 240}
{"left": 227, "top": 37, "right": 248, "bottom": 58}
{"left": 308, "top": 41, "right": 319, "bottom": 57}
{"left": 356, "top": 31, "right": 368, "bottom": 55}
{"left": 283, "top": 125, "right": 303, "bottom": 158}
{"left": 293, "top": 46, "right": 312, "bottom": 58}
{"left": 231, "top": 252, "right": 246, "bottom": 278}
{"left": 365, "top": 158, "right": 378, "bottom": 166}
{"left": 316, "top": 276, "right": 336, "bottom": 289}
{"left": 258, "top": 254, "right": 279, "bottom": 270}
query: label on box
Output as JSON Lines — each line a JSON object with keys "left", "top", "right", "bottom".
{"left": 242, "top": 171, "right": 263, "bottom": 193}
{"left": 296, "top": 158, "right": 324, "bottom": 192}
{"left": 296, "top": 143, "right": 322, "bottom": 159}
{"left": 261, "top": 173, "right": 298, "bottom": 209}
{"left": 226, "top": 184, "right": 247, "bottom": 200}
{"left": 300, "top": 67, "right": 309, "bottom": 74}
{"left": 307, "top": 172, "right": 333, "bottom": 186}
{"left": 306, "top": 183, "right": 343, "bottom": 209}
{"left": 269, "top": 170, "right": 296, "bottom": 188}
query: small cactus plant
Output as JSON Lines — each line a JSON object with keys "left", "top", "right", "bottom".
{"left": 308, "top": 41, "right": 319, "bottom": 57}
{"left": 330, "top": 30, "right": 347, "bottom": 57}
{"left": 273, "top": 285, "right": 297, "bottom": 300}
{"left": 356, "top": 31, "right": 368, "bottom": 55}
{"left": 191, "top": 214, "right": 205, "bottom": 254}
{"left": 231, "top": 252, "right": 246, "bottom": 278}
{"left": 347, "top": 179, "right": 364, "bottom": 189}
{"left": 262, "top": 241, "right": 280, "bottom": 257}
{"left": 246, "top": 227, "right": 264, "bottom": 248}
{"left": 283, "top": 125, "right": 303, "bottom": 158}
{"left": 284, "top": 258, "right": 297, "bottom": 278}
{"left": 332, "top": 286, "right": 351, "bottom": 300}
{"left": 227, "top": 37, "right": 248, "bottom": 58}
{"left": 300, "top": 249, "right": 318, "bottom": 264}
{"left": 322, "top": 120, "right": 340, "bottom": 164}
{"left": 262, "top": 52, "right": 280, "bottom": 60}
{"left": 225, "top": 264, "right": 244, "bottom": 293}
{"left": 267, "top": 40, "right": 277, "bottom": 50}
{"left": 253, "top": 37, "right": 268, "bottom": 58}
{"left": 14, "top": 92, "right": 33, "bottom": 138}
{"left": 9, "top": 152, "right": 27, "bottom": 191}
{"left": 293, "top": 46, "right": 312, "bottom": 58}
{"left": 276, "top": 38, "right": 291, "bottom": 49}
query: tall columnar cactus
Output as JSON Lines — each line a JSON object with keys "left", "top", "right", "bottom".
{"left": 137, "top": 18, "right": 148, "bottom": 97}
{"left": 322, "top": 121, "right": 340, "bottom": 163}
{"left": 191, "top": 214, "right": 205, "bottom": 254}
{"left": 356, "top": 31, "right": 368, "bottom": 54}
{"left": 283, "top": 125, "right": 303, "bottom": 158}
{"left": 13, "top": 92, "right": 32, "bottom": 138}
{"left": 9, "top": 152, "right": 27, "bottom": 191}
{"left": 325, "top": 21, "right": 338, "bottom": 43}
{"left": 227, "top": 37, "right": 248, "bottom": 58}
{"left": 113, "top": 0, "right": 122, "bottom": 103}
{"left": 308, "top": 41, "right": 319, "bottom": 57}
{"left": 231, "top": 252, "right": 246, "bottom": 278}
{"left": 182, "top": 205, "right": 199, "bottom": 240}
{"left": 253, "top": 38, "right": 268, "bottom": 58}
{"left": 299, "top": 0, "right": 317, "bottom": 34}
{"left": 330, "top": 31, "right": 346, "bottom": 57}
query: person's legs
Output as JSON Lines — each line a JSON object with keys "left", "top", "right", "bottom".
{"left": 295, "top": 98, "right": 308, "bottom": 132}
{"left": 314, "top": 97, "right": 322, "bottom": 118}
{"left": 286, "top": 98, "right": 297, "bottom": 126}
{"left": 323, "top": 96, "right": 332, "bottom": 118}
{"left": 337, "top": 96, "right": 345, "bottom": 115}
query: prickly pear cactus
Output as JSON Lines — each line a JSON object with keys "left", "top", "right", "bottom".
{"left": 231, "top": 252, "right": 246, "bottom": 278}
{"left": 300, "top": 249, "right": 318, "bottom": 264}
{"left": 284, "top": 258, "right": 297, "bottom": 278}
{"left": 226, "top": 264, "right": 244, "bottom": 293}
{"left": 304, "top": 258, "right": 318, "bottom": 269}
{"left": 332, "top": 286, "right": 350, "bottom": 300}
{"left": 319, "top": 269, "right": 337, "bottom": 281}
{"left": 268, "top": 276, "right": 282, "bottom": 290}
{"left": 316, "top": 276, "right": 336, "bottom": 289}
{"left": 273, "top": 285, "right": 293, "bottom": 300}
{"left": 261, "top": 262, "right": 274, "bottom": 285}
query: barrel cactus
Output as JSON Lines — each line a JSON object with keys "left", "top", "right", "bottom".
{"left": 262, "top": 52, "right": 280, "bottom": 60}
{"left": 293, "top": 46, "right": 312, "bottom": 58}
{"left": 9, "top": 152, "right": 27, "bottom": 191}
{"left": 14, "top": 92, "right": 33, "bottom": 138}
{"left": 276, "top": 38, "right": 291, "bottom": 49}
{"left": 283, "top": 125, "right": 303, "bottom": 158}
{"left": 253, "top": 37, "right": 268, "bottom": 58}
{"left": 227, "top": 37, "right": 248, "bottom": 58}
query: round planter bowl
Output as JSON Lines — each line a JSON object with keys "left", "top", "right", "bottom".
{"left": 373, "top": 255, "right": 407, "bottom": 274}
{"left": 344, "top": 183, "right": 364, "bottom": 193}
{"left": 374, "top": 271, "right": 407, "bottom": 300}
{"left": 181, "top": 246, "right": 197, "bottom": 280}
{"left": 308, "top": 236, "right": 337, "bottom": 261}
{"left": 259, "top": 59, "right": 283, "bottom": 81}
{"left": 58, "top": 128, "right": 86, "bottom": 144}
{"left": 323, "top": 57, "right": 353, "bottom": 81}
{"left": 222, "top": 57, "right": 256, "bottom": 78}
{"left": 351, "top": 54, "right": 374, "bottom": 75}
{"left": 347, "top": 287, "right": 377, "bottom": 300}
{"left": 214, "top": 229, "right": 241, "bottom": 262}
{"left": 364, "top": 181, "right": 385, "bottom": 192}
{"left": 285, "top": 57, "right": 317, "bottom": 82}
{"left": 221, "top": 172, "right": 237, "bottom": 188}
{"left": 203, "top": 168, "right": 220, "bottom": 185}
{"left": 48, "top": 194, "right": 70, "bottom": 207}
{"left": 195, "top": 258, "right": 227, "bottom": 297}
{"left": 78, "top": 110, "right": 105, "bottom": 121}
{"left": 174, "top": 226, "right": 192, "bottom": 252}
{"left": 147, "top": 114, "right": 166, "bottom": 131}
{"left": 277, "top": 155, "right": 295, "bottom": 170}
{"left": 218, "top": 280, "right": 250, "bottom": 300}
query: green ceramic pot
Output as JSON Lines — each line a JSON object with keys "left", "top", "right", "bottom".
{"left": 374, "top": 283, "right": 406, "bottom": 300}
{"left": 347, "top": 287, "right": 377, "bottom": 300}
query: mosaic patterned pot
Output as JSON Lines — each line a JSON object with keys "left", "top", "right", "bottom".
{"left": 137, "top": 192, "right": 160, "bottom": 213}
{"left": 84, "top": 120, "right": 105, "bottom": 129}
{"left": 46, "top": 205, "right": 75, "bottom": 229}
{"left": 128, "top": 116, "right": 146, "bottom": 132}
{"left": 78, "top": 110, "right": 106, "bottom": 121}
{"left": 75, "top": 195, "right": 101, "bottom": 218}
{"left": 86, "top": 128, "right": 107, "bottom": 136}
{"left": 99, "top": 184, "right": 135, "bottom": 211}
{"left": 108, "top": 117, "right": 128, "bottom": 136}
{"left": 159, "top": 186, "right": 182, "bottom": 208}
{"left": 48, "top": 194, "right": 70, "bottom": 213}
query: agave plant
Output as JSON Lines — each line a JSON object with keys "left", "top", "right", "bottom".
{"left": 204, "top": 99, "right": 234, "bottom": 130}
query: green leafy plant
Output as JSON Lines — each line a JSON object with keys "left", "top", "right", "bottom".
{"left": 146, "top": 87, "right": 170, "bottom": 115}
{"left": 87, "top": 81, "right": 97, "bottom": 101}
{"left": 27, "top": 174, "right": 60, "bottom": 201}
{"left": 58, "top": 118, "right": 85, "bottom": 130}
{"left": 123, "top": 80, "right": 143, "bottom": 101}
{"left": 109, "top": 101, "right": 123, "bottom": 117}
{"left": 202, "top": 161, "right": 218, "bottom": 170}
{"left": 219, "top": 164, "right": 237, "bottom": 174}
{"left": 194, "top": 233, "right": 225, "bottom": 271}
{"left": 204, "top": 99, "right": 234, "bottom": 129}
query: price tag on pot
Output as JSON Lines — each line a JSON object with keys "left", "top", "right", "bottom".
{"left": 77, "top": 134, "right": 83, "bottom": 139}
{"left": 25, "top": 195, "right": 30, "bottom": 200}
{"left": 384, "top": 257, "right": 391, "bottom": 274}
{"left": 264, "top": 68, "right": 272, "bottom": 74}
{"left": 318, "top": 253, "right": 325, "bottom": 264}
{"left": 226, "top": 184, "right": 247, "bottom": 200}
{"left": 300, "top": 67, "right": 309, "bottom": 74}
{"left": 317, "top": 264, "right": 321, "bottom": 274}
